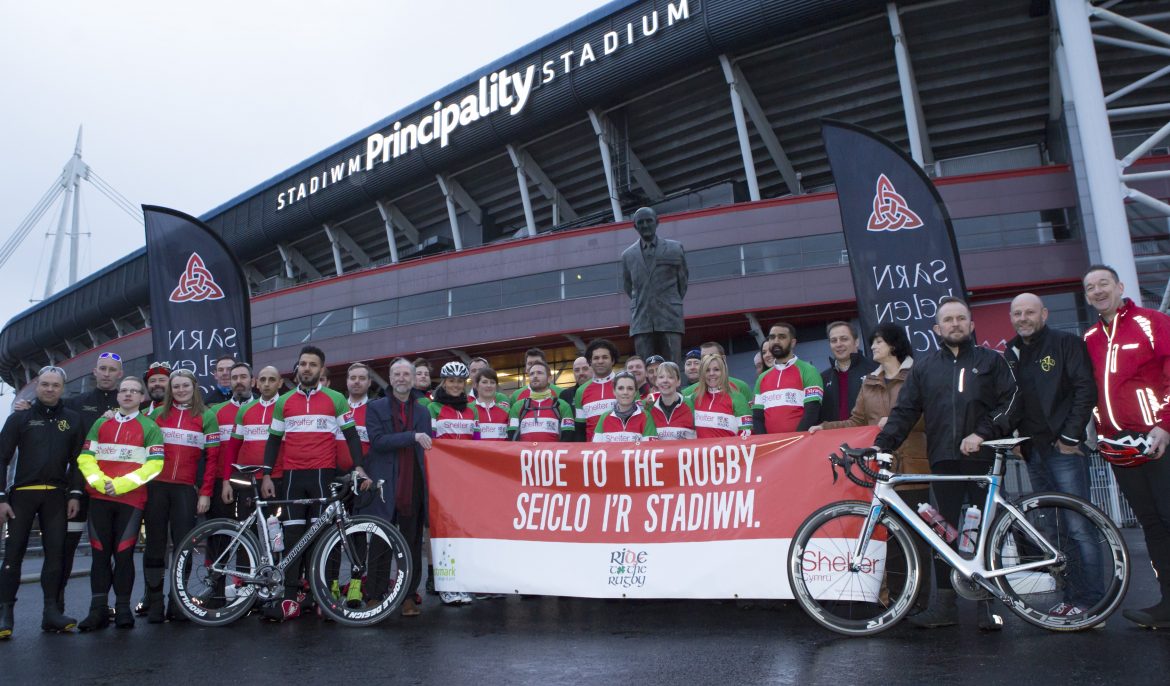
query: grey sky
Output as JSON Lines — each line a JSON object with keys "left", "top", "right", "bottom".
{"left": 0, "top": 0, "right": 607, "bottom": 414}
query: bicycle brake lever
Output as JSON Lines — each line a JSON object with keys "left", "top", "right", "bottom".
{"left": 829, "top": 453, "right": 840, "bottom": 485}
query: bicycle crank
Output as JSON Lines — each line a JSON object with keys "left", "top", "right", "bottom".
{"left": 951, "top": 569, "right": 993, "bottom": 601}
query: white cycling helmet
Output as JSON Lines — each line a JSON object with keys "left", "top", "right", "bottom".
{"left": 440, "top": 361, "right": 469, "bottom": 379}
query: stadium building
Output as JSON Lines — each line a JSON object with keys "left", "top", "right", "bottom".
{"left": 3, "top": 0, "right": 1169, "bottom": 396}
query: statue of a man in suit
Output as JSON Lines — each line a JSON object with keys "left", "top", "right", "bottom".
{"left": 621, "top": 207, "right": 688, "bottom": 365}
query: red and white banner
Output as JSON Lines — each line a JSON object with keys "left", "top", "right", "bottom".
{"left": 426, "top": 427, "right": 880, "bottom": 599}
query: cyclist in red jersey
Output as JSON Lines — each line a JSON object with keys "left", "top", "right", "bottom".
{"left": 692, "top": 354, "right": 752, "bottom": 438}
{"left": 76, "top": 376, "right": 164, "bottom": 631}
{"left": 646, "top": 362, "right": 696, "bottom": 440}
{"left": 259, "top": 346, "right": 367, "bottom": 622}
{"left": 574, "top": 339, "right": 620, "bottom": 441}
{"left": 142, "top": 369, "right": 220, "bottom": 623}
{"left": 593, "top": 373, "right": 657, "bottom": 442}
{"left": 473, "top": 369, "right": 510, "bottom": 441}
{"left": 335, "top": 362, "right": 373, "bottom": 472}
{"left": 509, "top": 361, "right": 575, "bottom": 441}
{"left": 219, "top": 366, "right": 283, "bottom": 508}
{"left": 429, "top": 361, "right": 477, "bottom": 605}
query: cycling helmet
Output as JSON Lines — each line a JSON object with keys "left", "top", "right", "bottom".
{"left": 1098, "top": 431, "right": 1156, "bottom": 468}
{"left": 440, "top": 361, "right": 469, "bottom": 379}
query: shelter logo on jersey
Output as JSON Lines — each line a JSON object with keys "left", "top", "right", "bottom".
{"left": 169, "top": 253, "right": 225, "bottom": 303}
{"left": 866, "top": 174, "right": 924, "bottom": 232}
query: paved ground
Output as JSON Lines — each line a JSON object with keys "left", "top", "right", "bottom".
{"left": 2, "top": 530, "right": 1168, "bottom": 685}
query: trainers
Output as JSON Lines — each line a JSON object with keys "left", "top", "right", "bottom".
{"left": 262, "top": 599, "right": 301, "bottom": 622}
{"left": 440, "top": 591, "right": 471, "bottom": 606}
{"left": 346, "top": 579, "right": 364, "bottom": 608}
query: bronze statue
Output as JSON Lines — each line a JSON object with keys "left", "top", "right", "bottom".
{"left": 620, "top": 207, "right": 688, "bottom": 365}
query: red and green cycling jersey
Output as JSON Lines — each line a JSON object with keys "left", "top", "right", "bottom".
{"left": 645, "top": 395, "right": 697, "bottom": 441}
{"left": 683, "top": 377, "right": 752, "bottom": 405}
{"left": 223, "top": 397, "right": 279, "bottom": 479}
{"left": 269, "top": 386, "right": 355, "bottom": 470}
{"left": 592, "top": 404, "right": 657, "bottom": 442}
{"left": 474, "top": 400, "right": 510, "bottom": 441}
{"left": 691, "top": 388, "right": 752, "bottom": 438}
{"left": 428, "top": 402, "right": 479, "bottom": 439}
{"left": 77, "top": 411, "right": 165, "bottom": 509}
{"left": 152, "top": 405, "right": 220, "bottom": 495}
{"left": 574, "top": 373, "right": 617, "bottom": 441}
{"left": 335, "top": 399, "right": 370, "bottom": 471}
{"left": 507, "top": 394, "right": 575, "bottom": 441}
{"left": 469, "top": 389, "right": 512, "bottom": 409}
{"left": 752, "top": 357, "right": 823, "bottom": 433}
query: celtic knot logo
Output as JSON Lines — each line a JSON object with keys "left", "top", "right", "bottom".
{"left": 169, "top": 253, "right": 225, "bottom": 303}
{"left": 866, "top": 174, "right": 924, "bottom": 232}
{"left": 1040, "top": 355, "right": 1055, "bottom": 372}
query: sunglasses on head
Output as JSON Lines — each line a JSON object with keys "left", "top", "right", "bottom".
{"left": 149, "top": 361, "right": 172, "bottom": 370}
{"left": 98, "top": 352, "right": 122, "bottom": 362}
{"left": 38, "top": 365, "right": 68, "bottom": 382}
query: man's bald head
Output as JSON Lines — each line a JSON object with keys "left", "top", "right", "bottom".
{"left": 1010, "top": 292, "right": 1048, "bottom": 341}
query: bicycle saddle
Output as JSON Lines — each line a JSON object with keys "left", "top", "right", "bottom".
{"left": 981, "top": 437, "right": 1029, "bottom": 450}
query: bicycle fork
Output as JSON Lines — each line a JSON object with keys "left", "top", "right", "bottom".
{"left": 849, "top": 499, "right": 886, "bottom": 572}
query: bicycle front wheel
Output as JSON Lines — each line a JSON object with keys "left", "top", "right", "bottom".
{"left": 986, "top": 492, "right": 1129, "bottom": 631}
{"left": 308, "top": 515, "right": 412, "bottom": 626}
{"left": 171, "top": 518, "right": 262, "bottom": 626}
{"left": 788, "top": 500, "right": 922, "bottom": 636}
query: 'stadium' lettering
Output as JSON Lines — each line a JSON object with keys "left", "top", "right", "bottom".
{"left": 277, "top": 1, "right": 695, "bottom": 212}
{"left": 643, "top": 489, "right": 756, "bottom": 533}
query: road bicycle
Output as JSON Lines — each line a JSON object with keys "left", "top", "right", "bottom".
{"left": 170, "top": 465, "right": 411, "bottom": 627}
{"left": 788, "top": 437, "right": 1129, "bottom": 636}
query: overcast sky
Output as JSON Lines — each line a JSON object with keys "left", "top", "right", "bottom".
{"left": 0, "top": 0, "right": 609, "bottom": 414}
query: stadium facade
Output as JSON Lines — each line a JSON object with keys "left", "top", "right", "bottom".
{"left": 3, "top": 0, "right": 1169, "bottom": 394}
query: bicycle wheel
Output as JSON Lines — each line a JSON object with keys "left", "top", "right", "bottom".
{"left": 308, "top": 515, "right": 411, "bottom": 626}
{"left": 171, "top": 518, "right": 262, "bottom": 626}
{"left": 788, "top": 500, "right": 922, "bottom": 636}
{"left": 985, "top": 492, "right": 1129, "bottom": 631}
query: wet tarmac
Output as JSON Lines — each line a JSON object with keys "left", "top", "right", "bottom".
{"left": 2, "top": 529, "right": 1167, "bottom": 685}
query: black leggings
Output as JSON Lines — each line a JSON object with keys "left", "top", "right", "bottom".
{"left": 58, "top": 493, "right": 88, "bottom": 608}
{"left": 143, "top": 482, "right": 197, "bottom": 572}
{"left": 930, "top": 459, "right": 993, "bottom": 589}
{"left": 0, "top": 489, "right": 68, "bottom": 604}
{"left": 281, "top": 469, "right": 334, "bottom": 597}
{"left": 88, "top": 498, "right": 143, "bottom": 601}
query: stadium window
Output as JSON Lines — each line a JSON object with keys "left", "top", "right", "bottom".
{"left": 252, "top": 323, "right": 275, "bottom": 352}
{"left": 743, "top": 240, "right": 800, "bottom": 275}
{"left": 500, "top": 271, "right": 561, "bottom": 307}
{"left": 564, "top": 263, "right": 621, "bottom": 299}
{"left": 398, "top": 290, "right": 448, "bottom": 325}
{"left": 309, "top": 307, "right": 353, "bottom": 341}
{"left": 274, "top": 316, "right": 312, "bottom": 348}
{"left": 353, "top": 299, "right": 397, "bottom": 333}
{"left": 451, "top": 281, "right": 503, "bottom": 316}
{"left": 687, "top": 246, "right": 741, "bottom": 282}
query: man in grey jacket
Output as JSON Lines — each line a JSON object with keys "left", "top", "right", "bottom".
{"left": 621, "top": 207, "right": 688, "bottom": 365}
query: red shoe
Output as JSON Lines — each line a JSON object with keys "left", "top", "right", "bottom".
{"left": 262, "top": 599, "right": 301, "bottom": 622}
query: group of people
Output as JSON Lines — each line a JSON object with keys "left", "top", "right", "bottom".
{"left": 1, "top": 263, "right": 1168, "bottom": 635}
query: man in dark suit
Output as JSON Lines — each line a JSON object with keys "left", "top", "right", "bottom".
{"left": 621, "top": 207, "right": 688, "bottom": 365}
{"left": 363, "top": 358, "right": 432, "bottom": 617}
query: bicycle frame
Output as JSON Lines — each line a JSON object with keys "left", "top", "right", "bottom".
{"left": 850, "top": 451, "right": 1063, "bottom": 599}
{"left": 204, "top": 484, "right": 361, "bottom": 592}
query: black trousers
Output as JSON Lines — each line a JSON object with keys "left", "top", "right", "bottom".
{"left": 633, "top": 331, "right": 683, "bottom": 367}
{"left": 0, "top": 488, "right": 68, "bottom": 604}
{"left": 395, "top": 472, "right": 425, "bottom": 598}
{"left": 930, "top": 459, "right": 993, "bottom": 589}
{"left": 143, "top": 482, "right": 197, "bottom": 572}
{"left": 88, "top": 498, "right": 143, "bottom": 601}
{"left": 281, "top": 469, "right": 333, "bottom": 597}
{"left": 1113, "top": 457, "right": 1170, "bottom": 595}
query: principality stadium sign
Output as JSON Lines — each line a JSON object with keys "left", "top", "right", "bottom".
{"left": 276, "top": 0, "right": 695, "bottom": 211}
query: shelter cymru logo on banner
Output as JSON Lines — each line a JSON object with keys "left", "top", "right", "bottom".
{"left": 169, "top": 253, "right": 225, "bottom": 303}
{"left": 866, "top": 174, "right": 924, "bottom": 232}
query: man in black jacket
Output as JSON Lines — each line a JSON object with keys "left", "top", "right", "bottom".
{"left": 1005, "top": 293, "right": 1097, "bottom": 495}
{"left": 820, "top": 321, "right": 878, "bottom": 422}
{"left": 0, "top": 367, "right": 87, "bottom": 637}
{"left": 1005, "top": 293, "right": 1102, "bottom": 618}
{"left": 876, "top": 297, "right": 1020, "bottom": 630}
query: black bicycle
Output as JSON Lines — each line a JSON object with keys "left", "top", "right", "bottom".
{"left": 170, "top": 465, "right": 411, "bottom": 626}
